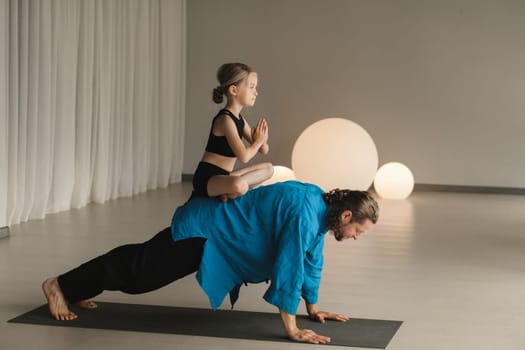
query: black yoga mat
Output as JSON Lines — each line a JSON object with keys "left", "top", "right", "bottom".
{"left": 9, "top": 302, "right": 402, "bottom": 348}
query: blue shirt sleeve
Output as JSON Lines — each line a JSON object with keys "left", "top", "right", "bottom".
{"left": 262, "top": 194, "right": 324, "bottom": 315}
{"left": 302, "top": 234, "right": 325, "bottom": 304}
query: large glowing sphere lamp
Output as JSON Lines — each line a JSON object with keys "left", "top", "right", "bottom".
{"left": 374, "top": 162, "right": 414, "bottom": 199}
{"left": 292, "top": 118, "right": 378, "bottom": 191}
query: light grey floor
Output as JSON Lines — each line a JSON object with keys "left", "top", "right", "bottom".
{"left": 1, "top": 182, "right": 524, "bottom": 350}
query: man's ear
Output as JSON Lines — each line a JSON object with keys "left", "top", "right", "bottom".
{"left": 228, "top": 84, "right": 238, "bottom": 96}
{"left": 340, "top": 210, "right": 353, "bottom": 223}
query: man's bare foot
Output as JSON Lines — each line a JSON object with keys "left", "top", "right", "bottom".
{"left": 42, "top": 277, "right": 77, "bottom": 321}
{"left": 76, "top": 299, "right": 98, "bottom": 309}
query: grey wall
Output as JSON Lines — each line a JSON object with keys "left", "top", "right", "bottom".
{"left": 185, "top": 0, "right": 525, "bottom": 188}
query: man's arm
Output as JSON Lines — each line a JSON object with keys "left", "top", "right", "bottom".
{"left": 279, "top": 308, "right": 331, "bottom": 344}
{"left": 301, "top": 236, "right": 349, "bottom": 328}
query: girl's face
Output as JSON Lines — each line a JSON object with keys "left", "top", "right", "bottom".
{"left": 235, "top": 72, "right": 258, "bottom": 107}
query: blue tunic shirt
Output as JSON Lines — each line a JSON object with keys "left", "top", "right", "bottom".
{"left": 170, "top": 181, "right": 328, "bottom": 315}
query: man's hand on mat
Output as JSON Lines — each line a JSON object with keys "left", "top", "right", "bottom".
{"left": 306, "top": 303, "right": 349, "bottom": 323}
{"left": 309, "top": 310, "right": 349, "bottom": 323}
{"left": 288, "top": 328, "right": 331, "bottom": 344}
{"left": 280, "top": 308, "right": 331, "bottom": 344}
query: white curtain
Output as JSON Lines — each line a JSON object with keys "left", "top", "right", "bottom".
{"left": 0, "top": 0, "right": 8, "bottom": 227}
{"left": 0, "top": 0, "right": 186, "bottom": 227}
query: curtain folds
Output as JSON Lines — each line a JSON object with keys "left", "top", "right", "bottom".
{"left": 0, "top": 0, "right": 186, "bottom": 227}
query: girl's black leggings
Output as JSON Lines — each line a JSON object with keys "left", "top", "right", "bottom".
{"left": 57, "top": 227, "right": 205, "bottom": 303}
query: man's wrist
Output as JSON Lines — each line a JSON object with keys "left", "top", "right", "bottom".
{"left": 279, "top": 309, "right": 299, "bottom": 335}
{"left": 306, "top": 303, "right": 319, "bottom": 317}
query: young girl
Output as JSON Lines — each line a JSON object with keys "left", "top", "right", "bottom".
{"left": 192, "top": 63, "right": 273, "bottom": 201}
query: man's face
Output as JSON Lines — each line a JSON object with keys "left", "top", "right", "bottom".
{"left": 332, "top": 210, "right": 375, "bottom": 241}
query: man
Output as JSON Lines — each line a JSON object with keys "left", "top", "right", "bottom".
{"left": 42, "top": 181, "right": 379, "bottom": 344}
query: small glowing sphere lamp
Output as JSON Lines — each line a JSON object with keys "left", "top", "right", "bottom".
{"left": 292, "top": 118, "right": 378, "bottom": 190}
{"left": 374, "top": 162, "right": 414, "bottom": 199}
{"left": 262, "top": 166, "right": 296, "bottom": 185}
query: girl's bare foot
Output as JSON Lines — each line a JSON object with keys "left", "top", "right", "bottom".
{"left": 76, "top": 299, "right": 98, "bottom": 309}
{"left": 42, "top": 277, "right": 77, "bottom": 321}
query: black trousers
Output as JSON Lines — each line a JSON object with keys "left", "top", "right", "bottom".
{"left": 57, "top": 227, "right": 206, "bottom": 303}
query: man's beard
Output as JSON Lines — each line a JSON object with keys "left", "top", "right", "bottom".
{"left": 332, "top": 223, "right": 345, "bottom": 241}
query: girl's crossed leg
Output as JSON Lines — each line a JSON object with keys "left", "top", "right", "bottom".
{"left": 207, "top": 162, "right": 273, "bottom": 200}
